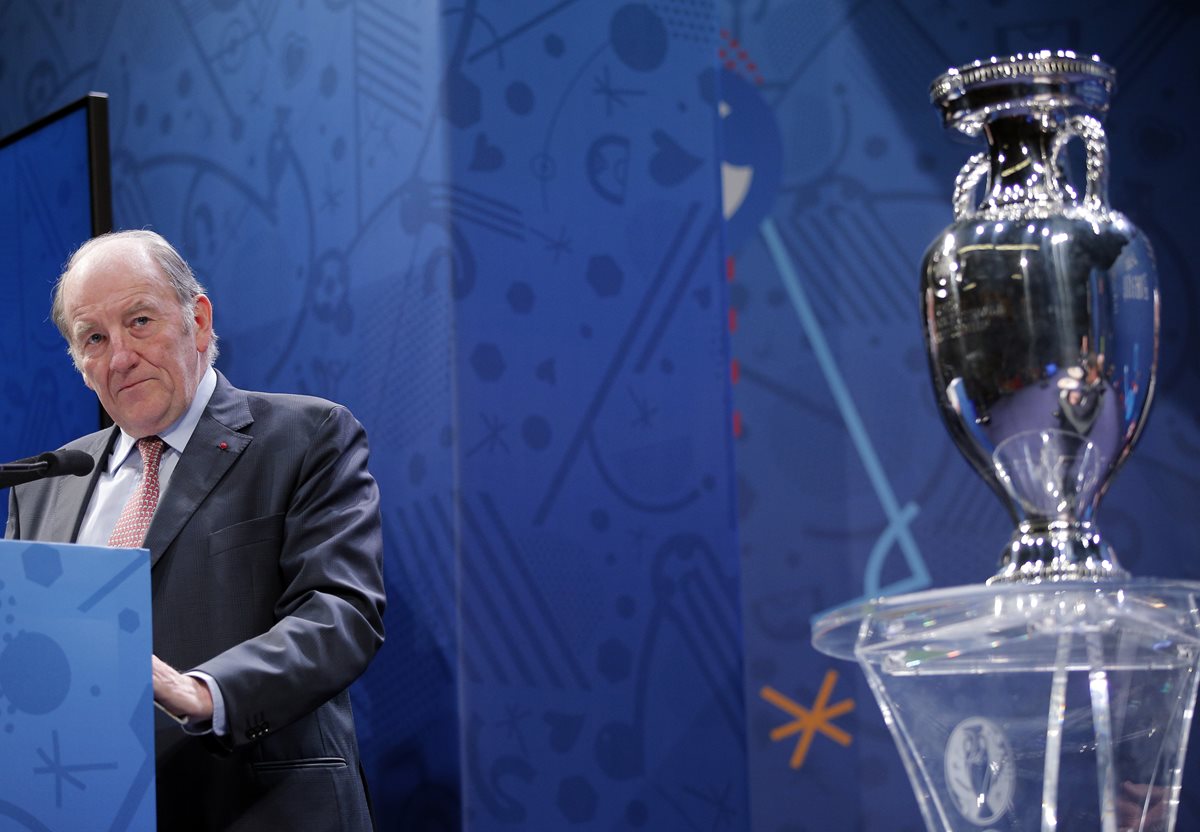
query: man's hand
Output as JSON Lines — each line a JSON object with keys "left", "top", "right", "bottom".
{"left": 152, "top": 655, "right": 214, "bottom": 722}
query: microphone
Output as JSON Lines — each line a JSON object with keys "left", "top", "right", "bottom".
{"left": 0, "top": 450, "right": 95, "bottom": 489}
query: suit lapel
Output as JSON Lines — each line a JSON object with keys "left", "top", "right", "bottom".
{"left": 142, "top": 373, "right": 254, "bottom": 568}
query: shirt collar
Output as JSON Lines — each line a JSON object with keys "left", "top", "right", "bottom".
{"left": 107, "top": 366, "right": 218, "bottom": 473}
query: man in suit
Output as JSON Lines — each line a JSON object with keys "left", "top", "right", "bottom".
{"left": 4, "top": 230, "right": 386, "bottom": 831}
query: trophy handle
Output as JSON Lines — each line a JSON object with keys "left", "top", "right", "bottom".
{"left": 952, "top": 151, "right": 989, "bottom": 220}
{"left": 1053, "top": 115, "right": 1110, "bottom": 212}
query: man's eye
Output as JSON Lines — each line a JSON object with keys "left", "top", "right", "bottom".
{"left": 132, "top": 316, "right": 151, "bottom": 327}
{"left": 85, "top": 333, "right": 104, "bottom": 345}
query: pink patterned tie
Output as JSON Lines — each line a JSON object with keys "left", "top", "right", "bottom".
{"left": 107, "top": 436, "right": 165, "bottom": 548}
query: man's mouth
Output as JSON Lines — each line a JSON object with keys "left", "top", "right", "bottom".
{"left": 118, "top": 379, "right": 151, "bottom": 394}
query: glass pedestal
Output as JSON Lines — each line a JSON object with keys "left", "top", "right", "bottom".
{"left": 813, "top": 580, "right": 1200, "bottom": 832}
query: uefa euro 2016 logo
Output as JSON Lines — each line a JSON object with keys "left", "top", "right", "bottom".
{"left": 944, "top": 716, "right": 1016, "bottom": 826}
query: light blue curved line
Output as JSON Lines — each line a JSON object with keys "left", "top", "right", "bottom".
{"left": 864, "top": 502, "right": 920, "bottom": 595}
{"left": 759, "top": 217, "right": 931, "bottom": 600}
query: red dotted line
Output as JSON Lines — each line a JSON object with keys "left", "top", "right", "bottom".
{"left": 728, "top": 254, "right": 743, "bottom": 438}
{"left": 718, "top": 29, "right": 764, "bottom": 85}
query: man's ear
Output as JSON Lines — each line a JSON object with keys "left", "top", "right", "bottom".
{"left": 192, "top": 295, "right": 214, "bottom": 354}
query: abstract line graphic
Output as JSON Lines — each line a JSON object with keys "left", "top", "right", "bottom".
{"left": 76, "top": 553, "right": 146, "bottom": 612}
{"left": 760, "top": 669, "right": 853, "bottom": 769}
{"left": 355, "top": 0, "right": 423, "bottom": 129}
{"left": 33, "top": 730, "right": 119, "bottom": 809}
{"left": 533, "top": 204, "right": 719, "bottom": 525}
{"left": 759, "top": 217, "right": 930, "bottom": 610}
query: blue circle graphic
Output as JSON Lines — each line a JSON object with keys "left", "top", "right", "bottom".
{"left": 610, "top": 5, "right": 668, "bottom": 73}
{"left": 0, "top": 631, "right": 71, "bottom": 715}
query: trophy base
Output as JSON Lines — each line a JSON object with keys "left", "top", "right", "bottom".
{"left": 989, "top": 520, "right": 1128, "bottom": 584}
{"left": 813, "top": 579, "right": 1200, "bottom": 832}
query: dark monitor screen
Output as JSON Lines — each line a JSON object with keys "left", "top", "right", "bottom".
{"left": 0, "top": 93, "right": 111, "bottom": 528}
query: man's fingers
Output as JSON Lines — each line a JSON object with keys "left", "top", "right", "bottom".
{"left": 151, "top": 654, "right": 214, "bottom": 721}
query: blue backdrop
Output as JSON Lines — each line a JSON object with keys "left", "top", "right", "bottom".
{"left": 0, "top": 99, "right": 102, "bottom": 533}
{"left": 0, "top": 2, "right": 1197, "bottom": 831}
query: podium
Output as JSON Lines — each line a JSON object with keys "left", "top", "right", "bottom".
{"left": 0, "top": 539, "right": 155, "bottom": 832}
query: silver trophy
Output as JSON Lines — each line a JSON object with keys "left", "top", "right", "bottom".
{"left": 814, "top": 52, "right": 1200, "bottom": 831}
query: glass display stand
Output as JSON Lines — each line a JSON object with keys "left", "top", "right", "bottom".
{"left": 813, "top": 580, "right": 1200, "bottom": 831}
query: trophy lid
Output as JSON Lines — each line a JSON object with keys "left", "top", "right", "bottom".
{"left": 930, "top": 51, "right": 1116, "bottom": 137}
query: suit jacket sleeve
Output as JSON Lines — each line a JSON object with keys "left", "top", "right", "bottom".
{"left": 193, "top": 404, "right": 385, "bottom": 751}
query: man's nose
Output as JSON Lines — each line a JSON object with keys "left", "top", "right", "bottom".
{"left": 108, "top": 335, "right": 139, "bottom": 371}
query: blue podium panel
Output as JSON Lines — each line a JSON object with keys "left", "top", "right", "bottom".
{"left": 0, "top": 540, "right": 154, "bottom": 832}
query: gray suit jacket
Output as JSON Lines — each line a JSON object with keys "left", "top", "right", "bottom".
{"left": 5, "top": 372, "right": 386, "bottom": 831}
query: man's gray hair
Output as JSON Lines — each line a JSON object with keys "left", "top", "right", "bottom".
{"left": 52, "top": 229, "right": 220, "bottom": 365}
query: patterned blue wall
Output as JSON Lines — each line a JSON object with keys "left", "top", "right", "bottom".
{"left": 723, "top": 2, "right": 1200, "bottom": 831}
{"left": 2, "top": 1, "right": 1199, "bottom": 831}
{"left": 0, "top": 2, "right": 746, "bottom": 830}
{"left": 431, "top": 4, "right": 745, "bottom": 829}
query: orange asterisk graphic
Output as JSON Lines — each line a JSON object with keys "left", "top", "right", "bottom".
{"left": 761, "top": 669, "right": 854, "bottom": 768}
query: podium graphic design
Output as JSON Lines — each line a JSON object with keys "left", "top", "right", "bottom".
{"left": 0, "top": 540, "right": 154, "bottom": 832}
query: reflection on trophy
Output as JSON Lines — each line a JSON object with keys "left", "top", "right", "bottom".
{"left": 814, "top": 52, "right": 1200, "bottom": 831}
